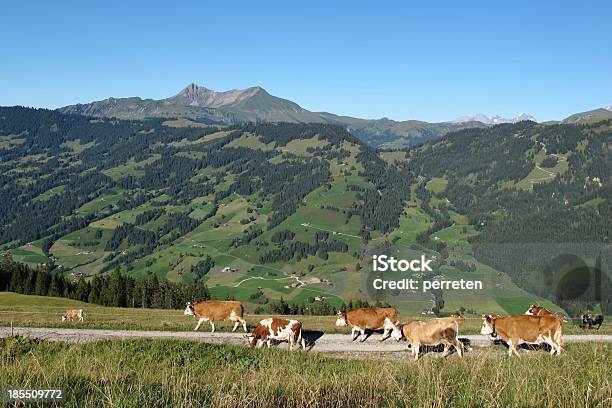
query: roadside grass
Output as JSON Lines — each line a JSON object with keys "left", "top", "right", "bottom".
{"left": 1, "top": 337, "right": 610, "bottom": 407}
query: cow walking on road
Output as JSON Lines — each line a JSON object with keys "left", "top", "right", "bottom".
{"left": 335, "top": 307, "right": 399, "bottom": 342}
{"left": 246, "top": 317, "right": 306, "bottom": 350}
{"left": 481, "top": 314, "right": 563, "bottom": 356}
{"left": 184, "top": 300, "right": 247, "bottom": 333}
{"left": 396, "top": 316, "right": 465, "bottom": 360}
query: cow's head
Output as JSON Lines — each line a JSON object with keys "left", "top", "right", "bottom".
{"left": 480, "top": 314, "right": 496, "bottom": 336}
{"left": 335, "top": 311, "right": 348, "bottom": 327}
{"left": 390, "top": 320, "right": 403, "bottom": 341}
{"left": 525, "top": 304, "right": 538, "bottom": 315}
{"left": 183, "top": 302, "right": 195, "bottom": 316}
{"left": 244, "top": 334, "right": 258, "bottom": 348}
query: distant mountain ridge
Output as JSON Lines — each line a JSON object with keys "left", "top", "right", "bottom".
{"left": 453, "top": 113, "right": 537, "bottom": 125}
{"left": 59, "top": 83, "right": 486, "bottom": 148}
{"left": 58, "top": 83, "right": 609, "bottom": 148}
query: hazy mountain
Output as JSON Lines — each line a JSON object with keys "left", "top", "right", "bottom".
{"left": 59, "top": 83, "right": 484, "bottom": 148}
{"left": 561, "top": 106, "right": 612, "bottom": 124}
{"left": 453, "top": 113, "right": 536, "bottom": 125}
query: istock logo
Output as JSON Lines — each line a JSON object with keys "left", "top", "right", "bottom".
{"left": 372, "top": 254, "right": 433, "bottom": 272}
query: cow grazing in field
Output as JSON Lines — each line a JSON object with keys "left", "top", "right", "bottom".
{"left": 245, "top": 317, "right": 306, "bottom": 350}
{"left": 335, "top": 307, "right": 399, "bottom": 342}
{"left": 481, "top": 314, "right": 563, "bottom": 356}
{"left": 396, "top": 316, "right": 465, "bottom": 360}
{"left": 62, "top": 309, "right": 84, "bottom": 322}
{"left": 184, "top": 300, "right": 247, "bottom": 333}
{"left": 581, "top": 314, "right": 604, "bottom": 330}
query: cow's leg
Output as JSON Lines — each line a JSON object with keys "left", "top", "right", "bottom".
{"left": 455, "top": 339, "right": 464, "bottom": 357}
{"left": 266, "top": 339, "right": 271, "bottom": 348}
{"left": 379, "top": 328, "right": 391, "bottom": 342}
{"left": 359, "top": 328, "right": 367, "bottom": 342}
{"left": 232, "top": 321, "right": 240, "bottom": 332}
{"left": 413, "top": 344, "right": 420, "bottom": 360}
{"left": 508, "top": 339, "right": 520, "bottom": 357}
{"left": 210, "top": 321, "right": 216, "bottom": 333}
{"left": 240, "top": 317, "right": 247, "bottom": 333}
{"left": 289, "top": 336, "right": 294, "bottom": 351}
{"left": 351, "top": 327, "right": 359, "bottom": 341}
{"left": 194, "top": 318, "right": 206, "bottom": 331}
{"left": 441, "top": 341, "right": 452, "bottom": 357}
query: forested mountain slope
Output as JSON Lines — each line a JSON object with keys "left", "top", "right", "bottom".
{"left": 1, "top": 107, "right": 609, "bottom": 315}
{"left": 402, "top": 120, "right": 612, "bottom": 314}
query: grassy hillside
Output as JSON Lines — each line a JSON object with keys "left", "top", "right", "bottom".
{"left": 1, "top": 336, "right": 610, "bottom": 407}
{"left": 1, "top": 107, "right": 609, "bottom": 317}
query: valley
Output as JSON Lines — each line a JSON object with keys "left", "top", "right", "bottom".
{"left": 0, "top": 107, "right": 610, "bottom": 317}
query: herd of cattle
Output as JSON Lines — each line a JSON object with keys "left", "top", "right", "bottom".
{"left": 60, "top": 301, "right": 605, "bottom": 359}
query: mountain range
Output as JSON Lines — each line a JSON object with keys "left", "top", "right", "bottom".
{"left": 453, "top": 113, "right": 536, "bottom": 125}
{"left": 59, "top": 83, "right": 610, "bottom": 148}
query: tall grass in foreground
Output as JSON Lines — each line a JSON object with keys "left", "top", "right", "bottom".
{"left": 1, "top": 337, "right": 610, "bottom": 407}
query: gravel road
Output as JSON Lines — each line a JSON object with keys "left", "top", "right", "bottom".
{"left": 2, "top": 327, "right": 611, "bottom": 355}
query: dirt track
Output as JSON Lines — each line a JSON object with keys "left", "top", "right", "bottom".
{"left": 2, "top": 327, "right": 611, "bottom": 354}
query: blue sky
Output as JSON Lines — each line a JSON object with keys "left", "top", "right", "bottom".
{"left": 1, "top": 1, "right": 610, "bottom": 122}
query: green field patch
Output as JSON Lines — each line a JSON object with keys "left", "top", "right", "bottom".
{"left": 0, "top": 134, "right": 26, "bottom": 149}
{"left": 225, "top": 133, "right": 274, "bottom": 151}
{"left": 168, "top": 130, "right": 232, "bottom": 147}
{"left": 76, "top": 193, "right": 123, "bottom": 217}
{"left": 279, "top": 135, "right": 329, "bottom": 155}
{"left": 33, "top": 185, "right": 66, "bottom": 202}
{"left": 426, "top": 177, "right": 448, "bottom": 194}
{"left": 380, "top": 150, "right": 406, "bottom": 164}
{"left": 162, "top": 119, "right": 213, "bottom": 128}
{"left": 61, "top": 139, "right": 95, "bottom": 154}
{"left": 102, "top": 155, "right": 159, "bottom": 180}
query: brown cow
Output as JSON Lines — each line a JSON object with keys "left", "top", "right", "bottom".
{"left": 335, "top": 307, "right": 399, "bottom": 342}
{"left": 184, "top": 300, "right": 247, "bottom": 333}
{"left": 245, "top": 317, "right": 306, "bottom": 350}
{"left": 481, "top": 314, "right": 563, "bottom": 356}
{"left": 397, "top": 316, "right": 465, "bottom": 360}
{"left": 525, "top": 304, "right": 552, "bottom": 316}
{"left": 62, "top": 309, "right": 84, "bottom": 322}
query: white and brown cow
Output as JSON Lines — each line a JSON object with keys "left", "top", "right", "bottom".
{"left": 62, "top": 309, "right": 84, "bottom": 322}
{"left": 335, "top": 307, "right": 399, "bottom": 342}
{"left": 397, "top": 316, "right": 465, "bottom": 360}
{"left": 481, "top": 314, "right": 563, "bottom": 356}
{"left": 525, "top": 304, "right": 552, "bottom": 316}
{"left": 184, "top": 300, "right": 247, "bottom": 333}
{"left": 246, "top": 317, "right": 306, "bottom": 351}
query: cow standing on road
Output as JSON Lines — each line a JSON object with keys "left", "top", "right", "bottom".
{"left": 246, "top": 317, "right": 306, "bottom": 350}
{"left": 397, "top": 316, "right": 465, "bottom": 360}
{"left": 184, "top": 300, "right": 247, "bottom": 333}
{"left": 62, "top": 309, "right": 84, "bottom": 322}
{"left": 335, "top": 307, "right": 399, "bottom": 342}
{"left": 481, "top": 314, "right": 563, "bottom": 356}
